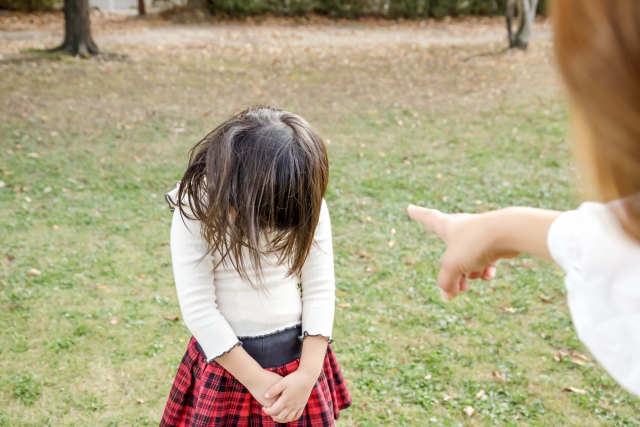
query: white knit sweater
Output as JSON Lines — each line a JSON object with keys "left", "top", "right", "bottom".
{"left": 166, "top": 185, "right": 336, "bottom": 362}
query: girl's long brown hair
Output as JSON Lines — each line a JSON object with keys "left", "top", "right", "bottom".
{"left": 552, "top": 0, "right": 640, "bottom": 239}
{"left": 177, "top": 106, "right": 329, "bottom": 287}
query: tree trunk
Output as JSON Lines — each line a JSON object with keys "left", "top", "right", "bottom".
{"left": 506, "top": 0, "right": 517, "bottom": 47}
{"left": 51, "top": 0, "right": 99, "bottom": 57}
{"left": 138, "top": 0, "right": 146, "bottom": 15}
{"left": 506, "top": 0, "right": 539, "bottom": 50}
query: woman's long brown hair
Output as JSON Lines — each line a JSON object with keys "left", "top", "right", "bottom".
{"left": 552, "top": 0, "right": 640, "bottom": 239}
{"left": 177, "top": 106, "right": 329, "bottom": 288}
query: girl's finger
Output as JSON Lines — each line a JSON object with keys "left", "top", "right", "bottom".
{"left": 407, "top": 205, "right": 448, "bottom": 241}
{"left": 293, "top": 408, "right": 304, "bottom": 421}
{"left": 274, "top": 408, "right": 292, "bottom": 423}
{"left": 264, "top": 379, "right": 287, "bottom": 399}
{"left": 262, "top": 399, "right": 285, "bottom": 416}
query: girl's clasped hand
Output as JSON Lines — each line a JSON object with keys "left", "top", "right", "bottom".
{"left": 262, "top": 367, "right": 318, "bottom": 422}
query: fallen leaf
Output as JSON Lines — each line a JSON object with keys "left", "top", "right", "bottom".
{"left": 492, "top": 371, "right": 506, "bottom": 382}
{"left": 569, "top": 350, "right": 590, "bottom": 360}
{"left": 67, "top": 177, "right": 80, "bottom": 184}
{"left": 538, "top": 294, "right": 552, "bottom": 303}
{"left": 163, "top": 315, "right": 179, "bottom": 321}
{"left": 364, "top": 216, "right": 372, "bottom": 222}
{"left": 571, "top": 358, "right": 586, "bottom": 366}
{"left": 26, "top": 152, "right": 39, "bottom": 158}
{"left": 86, "top": 285, "right": 108, "bottom": 291}
{"left": 554, "top": 354, "right": 562, "bottom": 362}
{"left": 27, "top": 268, "right": 41, "bottom": 277}
{"left": 138, "top": 274, "right": 146, "bottom": 281}
{"left": 562, "top": 387, "right": 586, "bottom": 394}
{"left": 52, "top": 225, "right": 59, "bottom": 230}
{"left": 134, "top": 155, "right": 142, "bottom": 163}
{"left": 443, "top": 395, "right": 454, "bottom": 402}
{"left": 387, "top": 240, "right": 395, "bottom": 248}
{"left": 503, "top": 307, "right": 516, "bottom": 313}
{"left": 109, "top": 317, "right": 119, "bottom": 325}
{"left": 464, "top": 406, "right": 476, "bottom": 417}
{"left": 336, "top": 303, "right": 351, "bottom": 308}
{"left": 390, "top": 228, "right": 396, "bottom": 235}
{"left": 475, "top": 389, "right": 485, "bottom": 399}
{"left": 402, "top": 159, "right": 411, "bottom": 165}
{"left": 137, "top": 399, "right": 145, "bottom": 404}
{"left": 424, "top": 374, "right": 432, "bottom": 380}
{"left": 3, "top": 303, "right": 22, "bottom": 309}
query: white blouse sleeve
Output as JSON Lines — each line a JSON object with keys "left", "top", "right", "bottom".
{"left": 547, "top": 201, "right": 640, "bottom": 396}
{"left": 299, "top": 200, "right": 336, "bottom": 342}
{"left": 169, "top": 190, "right": 240, "bottom": 362}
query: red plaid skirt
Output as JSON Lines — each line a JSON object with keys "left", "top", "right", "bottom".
{"left": 160, "top": 337, "right": 351, "bottom": 427}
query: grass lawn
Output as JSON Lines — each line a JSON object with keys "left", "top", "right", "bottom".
{"left": 1, "top": 17, "right": 639, "bottom": 426}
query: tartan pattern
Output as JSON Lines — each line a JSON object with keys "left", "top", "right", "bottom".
{"left": 160, "top": 337, "right": 351, "bottom": 427}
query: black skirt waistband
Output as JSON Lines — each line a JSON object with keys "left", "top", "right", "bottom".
{"left": 195, "top": 325, "right": 303, "bottom": 369}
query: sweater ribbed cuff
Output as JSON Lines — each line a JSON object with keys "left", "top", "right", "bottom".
{"left": 301, "top": 303, "right": 335, "bottom": 344}
{"left": 299, "top": 331, "right": 334, "bottom": 344}
{"left": 194, "top": 323, "right": 241, "bottom": 364}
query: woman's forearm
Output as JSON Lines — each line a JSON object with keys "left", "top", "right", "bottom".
{"left": 297, "top": 336, "right": 329, "bottom": 379}
{"left": 489, "top": 207, "right": 562, "bottom": 262}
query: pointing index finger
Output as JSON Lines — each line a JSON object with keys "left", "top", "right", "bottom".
{"left": 407, "top": 204, "right": 447, "bottom": 239}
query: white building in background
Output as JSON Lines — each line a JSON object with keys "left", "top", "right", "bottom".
{"left": 88, "top": 0, "right": 186, "bottom": 13}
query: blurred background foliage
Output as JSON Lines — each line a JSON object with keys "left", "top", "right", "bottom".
{"left": 0, "top": 0, "right": 547, "bottom": 19}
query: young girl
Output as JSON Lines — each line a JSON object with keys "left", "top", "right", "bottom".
{"left": 408, "top": 0, "right": 640, "bottom": 396}
{"left": 160, "top": 107, "right": 351, "bottom": 426}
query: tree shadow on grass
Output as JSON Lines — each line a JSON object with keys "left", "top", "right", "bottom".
{"left": 0, "top": 48, "right": 129, "bottom": 65}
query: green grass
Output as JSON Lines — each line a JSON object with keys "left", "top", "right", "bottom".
{"left": 1, "top": 35, "right": 639, "bottom": 426}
